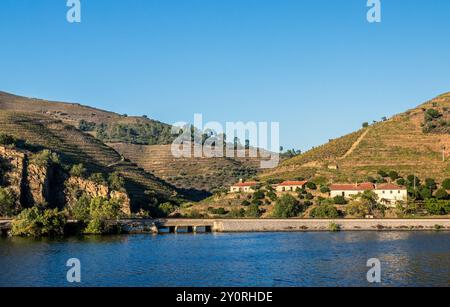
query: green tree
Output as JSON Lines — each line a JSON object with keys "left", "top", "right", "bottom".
{"left": 320, "top": 185, "right": 330, "bottom": 193}
{"left": 89, "top": 173, "right": 107, "bottom": 185}
{"left": 362, "top": 122, "right": 369, "bottom": 128}
{"left": 306, "top": 182, "right": 317, "bottom": 190}
{"left": 425, "top": 178, "right": 437, "bottom": 191}
{"left": 159, "top": 202, "right": 175, "bottom": 217}
{"left": 425, "top": 199, "right": 449, "bottom": 215}
{"left": 245, "top": 204, "right": 261, "bottom": 218}
{"left": 310, "top": 205, "right": 339, "bottom": 218}
{"left": 108, "top": 172, "right": 125, "bottom": 191}
{"left": 333, "top": 195, "right": 347, "bottom": 205}
{"left": 83, "top": 197, "right": 122, "bottom": 234}
{"left": 272, "top": 194, "right": 302, "bottom": 218}
{"left": 11, "top": 206, "right": 67, "bottom": 237}
{"left": 435, "top": 188, "right": 449, "bottom": 200}
{"left": 0, "top": 188, "right": 16, "bottom": 217}
{"left": 69, "top": 163, "right": 86, "bottom": 178}
{"left": 396, "top": 178, "right": 406, "bottom": 186}
{"left": 0, "top": 134, "right": 17, "bottom": 146}
{"left": 442, "top": 178, "right": 450, "bottom": 190}
{"left": 388, "top": 171, "right": 399, "bottom": 181}
{"left": 377, "top": 170, "right": 388, "bottom": 178}
{"left": 31, "top": 150, "right": 60, "bottom": 167}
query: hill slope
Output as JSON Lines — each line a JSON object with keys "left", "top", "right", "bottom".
{"left": 0, "top": 110, "right": 179, "bottom": 211}
{"left": 261, "top": 93, "right": 450, "bottom": 183}
{"left": 0, "top": 91, "right": 269, "bottom": 195}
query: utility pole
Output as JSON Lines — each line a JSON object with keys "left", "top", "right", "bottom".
{"left": 442, "top": 145, "right": 446, "bottom": 162}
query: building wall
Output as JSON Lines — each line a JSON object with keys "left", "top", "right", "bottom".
{"left": 330, "top": 190, "right": 361, "bottom": 198}
{"left": 230, "top": 186, "right": 253, "bottom": 193}
{"left": 276, "top": 185, "right": 304, "bottom": 192}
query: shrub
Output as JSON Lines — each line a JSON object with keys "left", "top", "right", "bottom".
{"left": 320, "top": 185, "right": 330, "bottom": 193}
{"left": 442, "top": 178, "right": 450, "bottom": 190}
{"left": 362, "top": 122, "right": 369, "bottom": 128}
{"left": 396, "top": 178, "right": 406, "bottom": 186}
{"left": 435, "top": 189, "right": 449, "bottom": 200}
{"left": 11, "top": 206, "right": 67, "bottom": 237}
{"left": 266, "top": 191, "right": 277, "bottom": 201}
{"left": 252, "top": 190, "right": 265, "bottom": 200}
{"left": 245, "top": 204, "right": 261, "bottom": 218}
{"left": 0, "top": 134, "right": 17, "bottom": 146}
{"left": 377, "top": 170, "right": 388, "bottom": 178}
{"left": 425, "top": 178, "right": 437, "bottom": 190}
{"left": 228, "top": 208, "right": 245, "bottom": 218}
{"left": 69, "top": 163, "right": 86, "bottom": 178}
{"left": 345, "top": 201, "right": 369, "bottom": 218}
{"left": 388, "top": 171, "right": 399, "bottom": 181}
{"left": 78, "top": 120, "right": 96, "bottom": 132}
{"left": 209, "top": 207, "right": 227, "bottom": 215}
{"left": 305, "top": 193, "right": 314, "bottom": 200}
{"left": 310, "top": 205, "right": 339, "bottom": 219}
{"left": 367, "top": 176, "right": 377, "bottom": 183}
{"left": 31, "top": 150, "right": 60, "bottom": 167}
{"left": 425, "top": 199, "right": 449, "bottom": 215}
{"left": 329, "top": 222, "right": 341, "bottom": 232}
{"left": 272, "top": 194, "right": 302, "bottom": 218}
{"left": 306, "top": 182, "right": 317, "bottom": 190}
{"left": 70, "top": 193, "right": 91, "bottom": 222}
{"left": 159, "top": 202, "right": 176, "bottom": 217}
{"left": 241, "top": 200, "right": 251, "bottom": 206}
{"left": 333, "top": 195, "right": 347, "bottom": 205}
{"left": 0, "top": 188, "right": 17, "bottom": 217}
{"left": 83, "top": 197, "right": 123, "bottom": 234}
{"left": 89, "top": 173, "right": 107, "bottom": 185}
{"left": 108, "top": 172, "right": 125, "bottom": 191}
{"left": 424, "top": 109, "right": 442, "bottom": 121}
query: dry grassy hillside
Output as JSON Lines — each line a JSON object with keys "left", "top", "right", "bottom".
{"left": 0, "top": 111, "right": 179, "bottom": 211}
{"left": 261, "top": 93, "right": 450, "bottom": 183}
{"left": 0, "top": 91, "right": 270, "bottom": 197}
{"left": 108, "top": 143, "right": 270, "bottom": 199}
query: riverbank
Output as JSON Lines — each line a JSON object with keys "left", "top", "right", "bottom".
{"left": 1, "top": 218, "right": 450, "bottom": 235}
{"left": 112, "top": 218, "right": 450, "bottom": 233}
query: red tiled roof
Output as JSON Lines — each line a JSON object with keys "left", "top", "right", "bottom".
{"left": 375, "top": 183, "right": 406, "bottom": 190}
{"left": 330, "top": 183, "right": 375, "bottom": 191}
{"left": 278, "top": 181, "right": 308, "bottom": 187}
{"left": 232, "top": 182, "right": 258, "bottom": 187}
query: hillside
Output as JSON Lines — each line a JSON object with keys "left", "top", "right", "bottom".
{"left": 108, "top": 143, "right": 270, "bottom": 199}
{"left": 260, "top": 93, "right": 450, "bottom": 183}
{"left": 0, "top": 91, "right": 269, "bottom": 195}
{"left": 0, "top": 110, "right": 179, "bottom": 212}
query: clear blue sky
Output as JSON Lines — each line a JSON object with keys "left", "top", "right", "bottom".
{"left": 1, "top": 0, "right": 450, "bottom": 151}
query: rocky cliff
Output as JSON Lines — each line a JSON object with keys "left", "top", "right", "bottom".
{"left": 0, "top": 146, "right": 131, "bottom": 215}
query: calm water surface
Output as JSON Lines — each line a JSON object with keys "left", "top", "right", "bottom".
{"left": 0, "top": 232, "right": 449, "bottom": 287}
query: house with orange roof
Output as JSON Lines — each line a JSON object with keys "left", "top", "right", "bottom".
{"left": 229, "top": 180, "right": 259, "bottom": 193}
{"left": 330, "top": 182, "right": 407, "bottom": 206}
{"left": 275, "top": 181, "right": 308, "bottom": 192}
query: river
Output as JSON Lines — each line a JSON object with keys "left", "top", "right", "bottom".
{"left": 0, "top": 232, "right": 449, "bottom": 287}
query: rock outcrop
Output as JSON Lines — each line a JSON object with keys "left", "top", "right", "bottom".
{"left": 0, "top": 146, "right": 131, "bottom": 215}
{"left": 65, "top": 176, "right": 131, "bottom": 215}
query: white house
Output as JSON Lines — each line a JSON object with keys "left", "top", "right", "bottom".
{"left": 330, "top": 182, "right": 407, "bottom": 207}
{"left": 229, "top": 181, "right": 258, "bottom": 193}
{"left": 374, "top": 183, "right": 408, "bottom": 206}
{"left": 275, "top": 181, "right": 308, "bottom": 192}
{"left": 330, "top": 183, "right": 375, "bottom": 198}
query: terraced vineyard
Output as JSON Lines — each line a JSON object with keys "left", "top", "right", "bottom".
{"left": 108, "top": 143, "right": 268, "bottom": 198}
{"left": 261, "top": 93, "right": 450, "bottom": 183}
{"left": 0, "top": 111, "right": 178, "bottom": 211}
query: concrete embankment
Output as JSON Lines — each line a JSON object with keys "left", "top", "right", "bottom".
{"left": 121, "top": 218, "right": 450, "bottom": 233}
{"left": 1, "top": 218, "right": 450, "bottom": 235}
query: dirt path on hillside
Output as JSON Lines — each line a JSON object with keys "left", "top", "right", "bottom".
{"left": 339, "top": 128, "right": 370, "bottom": 160}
